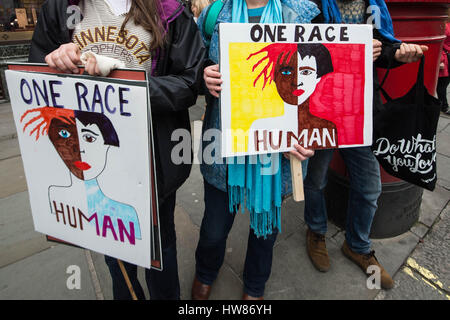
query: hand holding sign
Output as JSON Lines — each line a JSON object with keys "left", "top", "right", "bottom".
{"left": 82, "top": 53, "right": 102, "bottom": 76}
{"left": 284, "top": 144, "right": 315, "bottom": 161}
{"left": 80, "top": 52, "right": 126, "bottom": 77}
{"left": 204, "top": 64, "right": 222, "bottom": 98}
{"left": 373, "top": 39, "right": 382, "bottom": 62}
{"left": 45, "top": 43, "right": 126, "bottom": 77}
{"left": 45, "top": 43, "right": 81, "bottom": 74}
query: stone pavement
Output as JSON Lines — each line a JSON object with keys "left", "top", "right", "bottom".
{"left": 0, "top": 94, "right": 449, "bottom": 300}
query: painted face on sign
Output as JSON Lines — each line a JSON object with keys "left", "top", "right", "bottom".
{"left": 48, "top": 117, "right": 85, "bottom": 180}
{"left": 43, "top": 110, "right": 119, "bottom": 181}
{"left": 296, "top": 54, "right": 321, "bottom": 105}
{"left": 76, "top": 119, "right": 110, "bottom": 180}
{"left": 273, "top": 53, "right": 297, "bottom": 105}
{"left": 274, "top": 53, "right": 321, "bottom": 106}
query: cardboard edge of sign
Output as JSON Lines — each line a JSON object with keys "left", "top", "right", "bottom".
{"left": 8, "top": 62, "right": 163, "bottom": 271}
{"left": 7, "top": 63, "right": 147, "bottom": 81}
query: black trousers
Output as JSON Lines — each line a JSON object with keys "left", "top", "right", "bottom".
{"left": 104, "top": 192, "right": 179, "bottom": 300}
{"left": 195, "top": 180, "right": 277, "bottom": 297}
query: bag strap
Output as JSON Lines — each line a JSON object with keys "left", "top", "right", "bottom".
{"left": 377, "top": 66, "right": 393, "bottom": 102}
{"left": 378, "top": 85, "right": 393, "bottom": 102}
{"left": 203, "top": 0, "right": 224, "bottom": 47}
{"left": 377, "top": 65, "right": 391, "bottom": 92}
{"left": 378, "top": 56, "right": 427, "bottom": 105}
{"left": 415, "top": 56, "right": 426, "bottom": 105}
{"left": 376, "top": 42, "right": 404, "bottom": 101}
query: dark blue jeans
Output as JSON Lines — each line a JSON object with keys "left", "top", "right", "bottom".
{"left": 195, "top": 180, "right": 278, "bottom": 298}
{"left": 104, "top": 192, "right": 180, "bottom": 300}
{"left": 304, "top": 147, "right": 382, "bottom": 254}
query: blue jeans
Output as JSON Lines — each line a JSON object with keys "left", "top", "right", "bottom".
{"left": 195, "top": 180, "right": 278, "bottom": 298}
{"left": 304, "top": 147, "right": 382, "bottom": 254}
{"left": 104, "top": 192, "right": 180, "bottom": 300}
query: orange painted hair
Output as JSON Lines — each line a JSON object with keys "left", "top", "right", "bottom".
{"left": 20, "top": 107, "right": 75, "bottom": 141}
{"left": 247, "top": 43, "right": 297, "bottom": 90}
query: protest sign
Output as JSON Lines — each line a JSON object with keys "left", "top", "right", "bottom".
{"left": 6, "top": 64, "right": 161, "bottom": 270}
{"left": 219, "top": 23, "right": 373, "bottom": 157}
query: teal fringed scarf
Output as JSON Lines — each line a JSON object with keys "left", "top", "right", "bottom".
{"left": 228, "top": 0, "right": 284, "bottom": 238}
{"left": 231, "top": 0, "right": 283, "bottom": 24}
{"left": 228, "top": 154, "right": 283, "bottom": 238}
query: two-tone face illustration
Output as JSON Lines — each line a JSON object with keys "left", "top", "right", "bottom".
{"left": 274, "top": 52, "right": 321, "bottom": 106}
{"left": 249, "top": 43, "right": 334, "bottom": 107}
{"left": 48, "top": 117, "right": 111, "bottom": 180}
{"left": 47, "top": 116, "right": 84, "bottom": 179}
{"left": 21, "top": 107, "right": 119, "bottom": 181}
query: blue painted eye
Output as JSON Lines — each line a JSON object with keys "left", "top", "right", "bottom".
{"left": 58, "top": 129, "right": 71, "bottom": 138}
{"left": 281, "top": 70, "right": 292, "bottom": 75}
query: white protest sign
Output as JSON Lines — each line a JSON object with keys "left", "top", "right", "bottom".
{"left": 219, "top": 23, "right": 373, "bottom": 157}
{"left": 6, "top": 66, "right": 160, "bottom": 269}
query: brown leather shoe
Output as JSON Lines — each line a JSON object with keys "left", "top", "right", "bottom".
{"left": 243, "top": 293, "right": 264, "bottom": 300}
{"left": 341, "top": 240, "right": 394, "bottom": 290}
{"left": 191, "top": 277, "right": 212, "bottom": 300}
{"left": 306, "top": 229, "right": 330, "bottom": 272}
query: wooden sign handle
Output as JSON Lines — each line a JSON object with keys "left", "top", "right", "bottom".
{"left": 117, "top": 259, "right": 138, "bottom": 300}
{"left": 290, "top": 154, "right": 304, "bottom": 202}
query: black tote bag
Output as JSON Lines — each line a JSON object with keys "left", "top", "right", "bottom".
{"left": 372, "top": 57, "right": 441, "bottom": 191}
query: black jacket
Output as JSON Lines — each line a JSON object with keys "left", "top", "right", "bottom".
{"left": 28, "top": 0, "right": 206, "bottom": 201}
